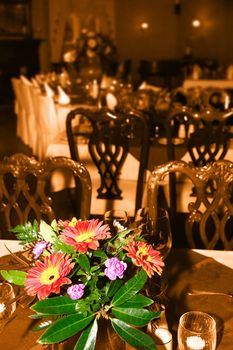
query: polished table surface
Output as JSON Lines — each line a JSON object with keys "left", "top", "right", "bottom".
{"left": 0, "top": 241, "right": 232, "bottom": 349}
{"left": 166, "top": 248, "right": 233, "bottom": 350}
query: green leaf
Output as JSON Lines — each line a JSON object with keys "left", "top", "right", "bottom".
{"left": 0, "top": 270, "right": 26, "bottom": 286}
{"left": 93, "top": 250, "right": 108, "bottom": 260}
{"left": 31, "top": 296, "right": 80, "bottom": 315}
{"left": 52, "top": 239, "right": 76, "bottom": 255}
{"left": 107, "top": 279, "right": 124, "bottom": 298}
{"left": 74, "top": 318, "right": 98, "bottom": 350}
{"left": 121, "top": 294, "right": 154, "bottom": 308}
{"left": 32, "top": 319, "right": 53, "bottom": 331}
{"left": 111, "top": 269, "right": 148, "bottom": 306}
{"left": 111, "top": 318, "right": 155, "bottom": 350}
{"left": 30, "top": 313, "right": 56, "bottom": 319}
{"left": 90, "top": 266, "right": 101, "bottom": 273}
{"left": 39, "top": 220, "right": 57, "bottom": 243}
{"left": 38, "top": 313, "right": 94, "bottom": 344}
{"left": 78, "top": 253, "right": 90, "bottom": 272}
{"left": 112, "top": 307, "right": 161, "bottom": 327}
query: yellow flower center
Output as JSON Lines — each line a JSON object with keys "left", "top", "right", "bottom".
{"left": 75, "top": 231, "right": 94, "bottom": 243}
{"left": 136, "top": 245, "right": 147, "bottom": 257}
{"left": 40, "top": 265, "right": 60, "bottom": 285}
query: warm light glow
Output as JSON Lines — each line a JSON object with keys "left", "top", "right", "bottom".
{"left": 192, "top": 19, "right": 201, "bottom": 28}
{"left": 140, "top": 22, "right": 149, "bottom": 31}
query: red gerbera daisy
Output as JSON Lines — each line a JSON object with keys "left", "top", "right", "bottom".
{"left": 25, "top": 252, "right": 75, "bottom": 300}
{"left": 59, "top": 219, "right": 111, "bottom": 253}
{"left": 123, "top": 241, "right": 164, "bottom": 277}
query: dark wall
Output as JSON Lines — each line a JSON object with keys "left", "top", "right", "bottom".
{"left": 114, "top": 0, "right": 233, "bottom": 66}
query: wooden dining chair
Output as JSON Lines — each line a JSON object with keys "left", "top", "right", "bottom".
{"left": 0, "top": 154, "right": 92, "bottom": 238}
{"left": 147, "top": 159, "right": 233, "bottom": 250}
{"left": 186, "top": 108, "right": 232, "bottom": 166}
{"left": 66, "top": 107, "right": 150, "bottom": 217}
{"left": 165, "top": 106, "right": 233, "bottom": 219}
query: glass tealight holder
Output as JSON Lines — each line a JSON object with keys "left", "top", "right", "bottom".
{"left": 177, "top": 311, "right": 216, "bottom": 350}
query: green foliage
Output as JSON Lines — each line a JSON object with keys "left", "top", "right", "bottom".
{"left": 111, "top": 269, "right": 148, "bottom": 306}
{"left": 0, "top": 269, "right": 26, "bottom": 286}
{"left": 119, "top": 293, "right": 154, "bottom": 308}
{"left": 11, "top": 220, "right": 38, "bottom": 243}
{"left": 74, "top": 319, "right": 98, "bottom": 350}
{"left": 111, "top": 318, "right": 156, "bottom": 349}
{"left": 111, "top": 307, "right": 160, "bottom": 327}
{"left": 38, "top": 313, "right": 95, "bottom": 344}
{"left": 31, "top": 296, "right": 80, "bottom": 315}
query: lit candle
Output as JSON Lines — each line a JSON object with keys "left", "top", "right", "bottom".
{"left": 147, "top": 323, "right": 173, "bottom": 350}
{"left": 154, "top": 328, "right": 173, "bottom": 350}
{"left": 186, "top": 335, "right": 205, "bottom": 350}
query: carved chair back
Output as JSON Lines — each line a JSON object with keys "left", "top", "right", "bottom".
{"left": 0, "top": 154, "right": 91, "bottom": 238}
{"left": 147, "top": 160, "right": 233, "bottom": 249}
{"left": 165, "top": 106, "right": 233, "bottom": 215}
{"left": 66, "top": 107, "right": 150, "bottom": 215}
{"left": 187, "top": 108, "right": 232, "bottom": 166}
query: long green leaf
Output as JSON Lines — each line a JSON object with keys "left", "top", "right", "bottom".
{"left": 112, "top": 307, "right": 160, "bottom": 327}
{"left": 30, "top": 313, "right": 56, "bottom": 320}
{"left": 38, "top": 313, "right": 94, "bottom": 344}
{"left": 74, "top": 319, "right": 98, "bottom": 350}
{"left": 111, "top": 269, "right": 147, "bottom": 306}
{"left": 78, "top": 253, "right": 90, "bottom": 272}
{"left": 120, "top": 294, "right": 153, "bottom": 308}
{"left": 31, "top": 296, "right": 79, "bottom": 315}
{"left": 111, "top": 318, "right": 155, "bottom": 350}
{"left": 107, "top": 279, "right": 124, "bottom": 297}
{"left": 32, "top": 319, "right": 53, "bottom": 332}
{"left": 0, "top": 269, "right": 26, "bottom": 286}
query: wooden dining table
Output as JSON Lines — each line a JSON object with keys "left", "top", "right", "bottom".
{"left": 0, "top": 240, "right": 232, "bottom": 350}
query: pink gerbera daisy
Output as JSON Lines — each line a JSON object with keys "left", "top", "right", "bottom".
{"left": 123, "top": 241, "right": 164, "bottom": 278}
{"left": 25, "top": 252, "right": 75, "bottom": 300}
{"left": 59, "top": 219, "right": 111, "bottom": 253}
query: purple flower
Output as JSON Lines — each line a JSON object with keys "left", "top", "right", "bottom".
{"left": 33, "top": 241, "right": 49, "bottom": 259}
{"left": 67, "top": 284, "right": 85, "bottom": 300}
{"left": 104, "top": 257, "right": 127, "bottom": 280}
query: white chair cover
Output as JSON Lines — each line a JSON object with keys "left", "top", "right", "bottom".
{"left": 36, "top": 94, "right": 61, "bottom": 159}
{"left": 11, "top": 77, "right": 28, "bottom": 144}
{"left": 19, "top": 75, "right": 38, "bottom": 154}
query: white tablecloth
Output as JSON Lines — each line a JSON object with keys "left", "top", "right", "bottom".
{"left": 183, "top": 79, "right": 233, "bottom": 90}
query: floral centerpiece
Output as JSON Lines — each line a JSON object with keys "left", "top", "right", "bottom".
{"left": 76, "top": 29, "right": 118, "bottom": 76}
{"left": 1, "top": 218, "right": 164, "bottom": 349}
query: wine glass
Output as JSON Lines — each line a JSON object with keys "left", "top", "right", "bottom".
{"left": 178, "top": 311, "right": 217, "bottom": 350}
{"left": 136, "top": 207, "right": 172, "bottom": 261}
{"left": 0, "top": 282, "right": 16, "bottom": 332}
{"left": 150, "top": 207, "right": 172, "bottom": 260}
{"left": 103, "top": 210, "right": 129, "bottom": 235}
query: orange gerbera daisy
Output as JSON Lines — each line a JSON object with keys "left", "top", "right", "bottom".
{"left": 59, "top": 219, "right": 111, "bottom": 253}
{"left": 123, "top": 241, "right": 164, "bottom": 278}
{"left": 25, "top": 252, "right": 75, "bottom": 300}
